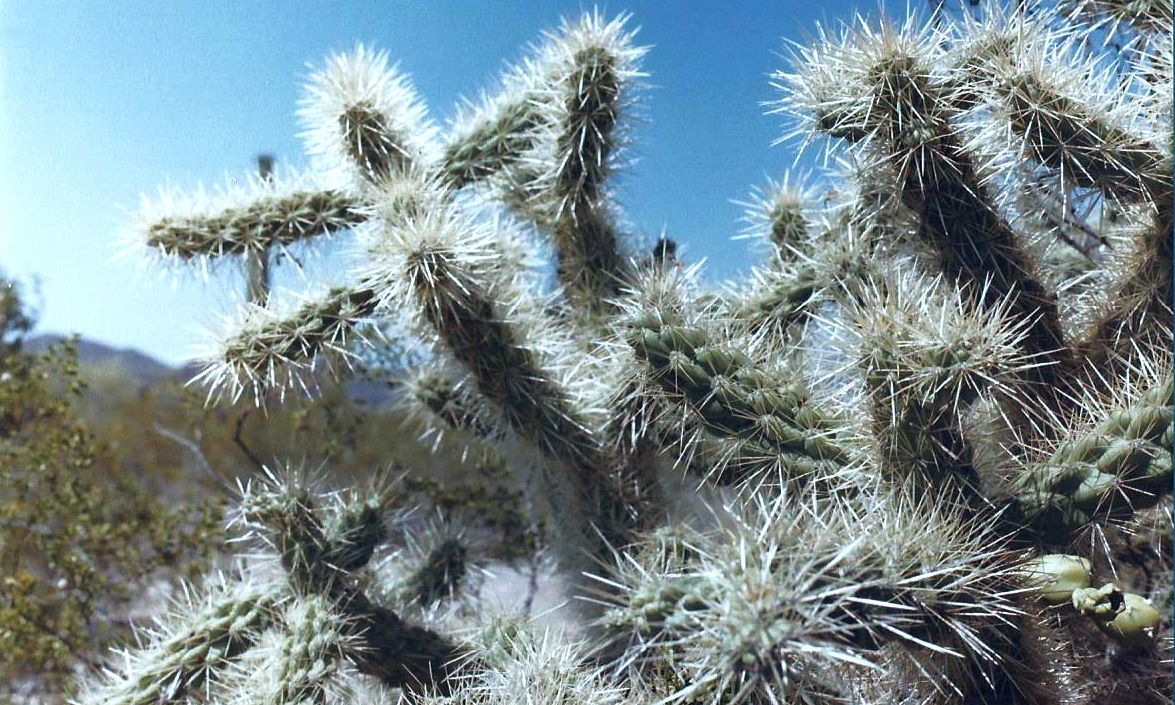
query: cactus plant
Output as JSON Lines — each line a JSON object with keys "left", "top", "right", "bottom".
{"left": 83, "top": 2, "right": 1171, "bottom": 704}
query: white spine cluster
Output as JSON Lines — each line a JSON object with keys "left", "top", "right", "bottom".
{"left": 300, "top": 44, "right": 441, "bottom": 189}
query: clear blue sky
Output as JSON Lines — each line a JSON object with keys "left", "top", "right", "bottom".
{"left": 1, "top": 1, "right": 907, "bottom": 365}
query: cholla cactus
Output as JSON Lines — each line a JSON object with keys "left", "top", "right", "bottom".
{"left": 87, "top": 2, "right": 1171, "bottom": 703}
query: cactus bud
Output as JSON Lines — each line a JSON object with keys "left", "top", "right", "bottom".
{"left": 1025, "top": 554, "right": 1093, "bottom": 605}
{"left": 1073, "top": 583, "right": 1161, "bottom": 649}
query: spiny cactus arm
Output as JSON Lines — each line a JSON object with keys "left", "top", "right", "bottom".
{"left": 78, "top": 578, "right": 279, "bottom": 705}
{"left": 829, "top": 490, "right": 1029, "bottom": 663}
{"left": 436, "top": 38, "right": 552, "bottom": 207}
{"left": 1008, "top": 373, "right": 1173, "bottom": 543}
{"left": 441, "top": 83, "right": 544, "bottom": 190}
{"left": 399, "top": 367, "right": 507, "bottom": 445}
{"left": 627, "top": 311, "right": 848, "bottom": 485}
{"left": 603, "top": 369, "right": 672, "bottom": 500}
{"left": 1062, "top": 0, "right": 1173, "bottom": 39}
{"left": 240, "top": 479, "right": 339, "bottom": 593}
{"left": 730, "top": 176, "right": 822, "bottom": 332}
{"left": 437, "top": 11, "right": 642, "bottom": 319}
{"left": 300, "top": 44, "right": 439, "bottom": 190}
{"left": 528, "top": 12, "right": 645, "bottom": 315}
{"left": 324, "top": 491, "right": 388, "bottom": 574}
{"left": 391, "top": 223, "right": 606, "bottom": 475}
{"left": 953, "top": 14, "right": 1173, "bottom": 379}
{"left": 1075, "top": 191, "right": 1172, "bottom": 369}
{"left": 592, "top": 524, "right": 710, "bottom": 650}
{"left": 438, "top": 13, "right": 627, "bottom": 193}
{"left": 728, "top": 173, "right": 899, "bottom": 345}
{"left": 601, "top": 489, "right": 1028, "bottom": 703}
{"left": 850, "top": 274, "right": 1030, "bottom": 501}
{"left": 137, "top": 177, "right": 368, "bottom": 263}
{"left": 962, "top": 30, "right": 1169, "bottom": 202}
{"left": 193, "top": 284, "right": 380, "bottom": 405}
{"left": 240, "top": 474, "right": 470, "bottom": 694}
{"left": 256, "top": 595, "right": 346, "bottom": 705}
{"left": 243, "top": 473, "right": 397, "bottom": 590}
{"left": 604, "top": 263, "right": 745, "bottom": 492}
{"left": 408, "top": 370, "right": 478, "bottom": 426}
{"left": 379, "top": 515, "right": 482, "bottom": 610}
{"left": 371, "top": 206, "right": 655, "bottom": 563}
{"left": 333, "top": 583, "right": 470, "bottom": 694}
{"left": 781, "top": 21, "right": 1071, "bottom": 381}
{"left": 947, "top": 11, "right": 1162, "bottom": 254}
{"left": 404, "top": 537, "right": 470, "bottom": 607}
{"left": 551, "top": 203, "right": 629, "bottom": 321}
{"left": 412, "top": 620, "right": 634, "bottom": 705}
{"left": 729, "top": 261, "right": 823, "bottom": 340}
{"left": 737, "top": 175, "right": 818, "bottom": 260}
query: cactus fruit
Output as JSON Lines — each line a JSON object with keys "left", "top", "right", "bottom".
{"left": 1027, "top": 553, "right": 1094, "bottom": 605}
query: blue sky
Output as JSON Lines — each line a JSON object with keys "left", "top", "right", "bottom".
{"left": 1, "top": 1, "right": 908, "bottom": 365}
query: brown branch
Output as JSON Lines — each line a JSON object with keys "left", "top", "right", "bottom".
{"left": 233, "top": 410, "right": 265, "bottom": 472}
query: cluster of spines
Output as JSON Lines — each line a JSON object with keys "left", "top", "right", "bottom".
{"left": 949, "top": 9, "right": 1173, "bottom": 379}
{"left": 399, "top": 367, "right": 507, "bottom": 448}
{"left": 368, "top": 196, "right": 640, "bottom": 568}
{"left": 143, "top": 183, "right": 367, "bottom": 262}
{"left": 415, "top": 617, "right": 636, "bottom": 705}
{"left": 444, "top": 12, "right": 645, "bottom": 316}
{"left": 1060, "top": 0, "right": 1173, "bottom": 39}
{"left": 131, "top": 169, "right": 369, "bottom": 277}
{"left": 784, "top": 17, "right": 1074, "bottom": 395}
{"left": 79, "top": 577, "right": 279, "bottom": 705}
{"left": 249, "top": 594, "right": 347, "bottom": 705}
{"left": 195, "top": 285, "right": 380, "bottom": 404}
{"left": 846, "top": 271, "right": 1032, "bottom": 500}
{"left": 299, "top": 43, "right": 439, "bottom": 189}
{"left": 767, "top": 5, "right": 1172, "bottom": 700}
{"left": 373, "top": 510, "right": 484, "bottom": 612}
{"left": 598, "top": 485, "right": 1028, "bottom": 704}
{"left": 133, "top": 467, "right": 467, "bottom": 700}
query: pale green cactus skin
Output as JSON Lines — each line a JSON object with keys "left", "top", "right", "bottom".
{"left": 1012, "top": 376, "right": 1173, "bottom": 541}
{"left": 88, "top": 2, "right": 1172, "bottom": 704}
{"left": 1027, "top": 554, "right": 1094, "bottom": 605}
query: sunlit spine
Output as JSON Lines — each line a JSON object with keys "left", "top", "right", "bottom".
{"left": 299, "top": 44, "right": 439, "bottom": 189}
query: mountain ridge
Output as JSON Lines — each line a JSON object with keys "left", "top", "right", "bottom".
{"left": 23, "top": 333, "right": 395, "bottom": 404}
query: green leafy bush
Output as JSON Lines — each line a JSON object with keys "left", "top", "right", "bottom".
{"left": 0, "top": 278, "right": 222, "bottom": 703}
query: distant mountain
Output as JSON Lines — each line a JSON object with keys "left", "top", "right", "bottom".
{"left": 24, "top": 334, "right": 175, "bottom": 386}
{"left": 22, "top": 334, "right": 397, "bottom": 404}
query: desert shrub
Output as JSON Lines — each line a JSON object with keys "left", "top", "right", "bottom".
{"left": 0, "top": 276, "right": 222, "bottom": 703}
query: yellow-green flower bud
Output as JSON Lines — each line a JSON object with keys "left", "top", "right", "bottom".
{"left": 1098, "top": 593, "right": 1162, "bottom": 650}
{"left": 1072, "top": 583, "right": 1119, "bottom": 616}
{"left": 1026, "top": 554, "right": 1092, "bottom": 605}
{"left": 1072, "top": 583, "right": 1162, "bottom": 650}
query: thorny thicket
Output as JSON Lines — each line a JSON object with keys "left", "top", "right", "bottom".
{"left": 82, "top": 1, "right": 1172, "bottom": 703}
